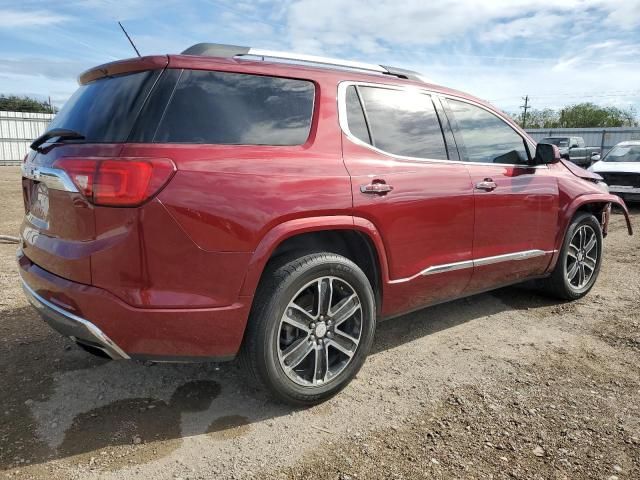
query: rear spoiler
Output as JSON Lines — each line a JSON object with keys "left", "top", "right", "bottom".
{"left": 79, "top": 55, "right": 169, "bottom": 84}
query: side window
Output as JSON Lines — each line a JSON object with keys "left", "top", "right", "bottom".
{"left": 448, "top": 99, "right": 529, "bottom": 164}
{"left": 345, "top": 86, "right": 372, "bottom": 145}
{"left": 153, "top": 70, "right": 315, "bottom": 145}
{"left": 351, "top": 86, "right": 448, "bottom": 160}
{"left": 432, "top": 96, "right": 460, "bottom": 161}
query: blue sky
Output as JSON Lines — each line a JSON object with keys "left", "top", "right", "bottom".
{"left": 1, "top": 0, "right": 639, "bottom": 115}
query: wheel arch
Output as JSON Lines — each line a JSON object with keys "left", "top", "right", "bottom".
{"left": 564, "top": 193, "right": 632, "bottom": 236}
{"left": 240, "top": 216, "right": 390, "bottom": 311}
{"left": 548, "top": 193, "right": 633, "bottom": 271}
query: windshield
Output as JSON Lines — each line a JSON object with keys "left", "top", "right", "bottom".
{"left": 48, "top": 70, "right": 160, "bottom": 142}
{"left": 541, "top": 137, "right": 569, "bottom": 148}
{"left": 603, "top": 144, "right": 640, "bottom": 162}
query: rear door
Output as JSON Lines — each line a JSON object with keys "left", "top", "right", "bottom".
{"left": 20, "top": 69, "right": 161, "bottom": 284}
{"left": 340, "top": 83, "right": 475, "bottom": 317}
{"left": 442, "top": 97, "right": 559, "bottom": 293}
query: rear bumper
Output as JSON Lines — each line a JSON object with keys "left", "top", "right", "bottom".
{"left": 22, "top": 279, "right": 130, "bottom": 359}
{"left": 18, "top": 250, "right": 252, "bottom": 361}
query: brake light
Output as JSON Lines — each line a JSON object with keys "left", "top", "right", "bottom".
{"left": 53, "top": 158, "right": 176, "bottom": 206}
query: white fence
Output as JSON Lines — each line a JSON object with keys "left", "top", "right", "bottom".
{"left": 0, "top": 111, "right": 54, "bottom": 165}
{"left": 526, "top": 127, "right": 640, "bottom": 156}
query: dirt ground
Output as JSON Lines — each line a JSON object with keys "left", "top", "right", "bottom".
{"left": 1, "top": 165, "right": 639, "bottom": 480}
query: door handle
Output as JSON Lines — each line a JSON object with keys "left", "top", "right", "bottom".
{"left": 360, "top": 181, "right": 394, "bottom": 195}
{"left": 475, "top": 178, "right": 497, "bottom": 192}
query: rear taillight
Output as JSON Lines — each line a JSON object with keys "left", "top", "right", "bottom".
{"left": 53, "top": 157, "right": 176, "bottom": 207}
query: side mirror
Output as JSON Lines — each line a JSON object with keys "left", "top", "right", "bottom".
{"left": 570, "top": 144, "right": 579, "bottom": 149}
{"left": 534, "top": 143, "right": 561, "bottom": 164}
{"left": 591, "top": 153, "right": 601, "bottom": 162}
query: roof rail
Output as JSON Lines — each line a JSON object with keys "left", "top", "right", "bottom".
{"left": 181, "top": 43, "right": 423, "bottom": 81}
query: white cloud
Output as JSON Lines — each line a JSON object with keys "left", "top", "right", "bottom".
{"left": 553, "top": 40, "right": 640, "bottom": 71}
{"left": 285, "top": 0, "right": 585, "bottom": 54}
{"left": 1, "top": 0, "right": 638, "bottom": 113}
{"left": 416, "top": 46, "right": 640, "bottom": 113}
{"left": 596, "top": 0, "right": 640, "bottom": 29}
{"left": 479, "top": 13, "right": 566, "bottom": 42}
{"left": 0, "top": 10, "right": 71, "bottom": 28}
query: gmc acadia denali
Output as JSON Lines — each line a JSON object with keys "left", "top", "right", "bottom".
{"left": 19, "top": 43, "right": 633, "bottom": 404}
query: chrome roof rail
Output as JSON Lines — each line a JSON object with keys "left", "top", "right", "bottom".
{"left": 181, "top": 43, "right": 423, "bottom": 81}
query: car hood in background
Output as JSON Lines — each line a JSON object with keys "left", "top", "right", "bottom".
{"left": 560, "top": 159, "right": 602, "bottom": 181}
{"left": 590, "top": 161, "right": 640, "bottom": 174}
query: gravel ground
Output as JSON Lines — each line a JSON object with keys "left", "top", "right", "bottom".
{"left": 0, "top": 165, "right": 638, "bottom": 480}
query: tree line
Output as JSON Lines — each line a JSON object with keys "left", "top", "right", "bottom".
{"left": 511, "top": 102, "right": 639, "bottom": 129}
{"left": 0, "top": 95, "right": 57, "bottom": 114}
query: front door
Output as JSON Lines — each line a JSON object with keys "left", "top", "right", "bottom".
{"left": 443, "top": 97, "right": 559, "bottom": 293}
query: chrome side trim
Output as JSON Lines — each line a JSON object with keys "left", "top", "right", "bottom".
{"left": 21, "top": 163, "right": 78, "bottom": 193}
{"left": 388, "top": 250, "right": 556, "bottom": 284}
{"left": 21, "top": 279, "right": 130, "bottom": 359}
{"left": 473, "top": 249, "right": 548, "bottom": 267}
{"left": 422, "top": 260, "right": 474, "bottom": 276}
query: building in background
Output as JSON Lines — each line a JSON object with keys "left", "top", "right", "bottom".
{"left": 0, "top": 111, "right": 54, "bottom": 165}
{"left": 527, "top": 128, "right": 640, "bottom": 157}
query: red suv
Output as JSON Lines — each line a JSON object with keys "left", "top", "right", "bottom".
{"left": 19, "top": 43, "right": 633, "bottom": 404}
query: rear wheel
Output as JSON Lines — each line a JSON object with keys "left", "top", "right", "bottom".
{"left": 540, "top": 213, "right": 603, "bottom": 300}
{"left": 242, "top": 253, "right": 376, "bottom": 405}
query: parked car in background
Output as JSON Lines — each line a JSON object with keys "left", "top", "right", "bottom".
{"left": 540, "top": 136, "right": 601, "bottom": 167}
{"left": 589, "top": 141, "right": 640, "bottom": 203}
{"left": 18, "top": 43, "right": 633, "bottom": 405}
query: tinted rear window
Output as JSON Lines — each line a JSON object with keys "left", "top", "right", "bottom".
{"left": 48, "top": 70, "right": 159, "bottom": 142}
{"left": 153, "top": 70, "right": 315, "bottom": 145}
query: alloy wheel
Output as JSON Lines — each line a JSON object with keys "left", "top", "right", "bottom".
{"left": 277, "top": 276, "right": 363, "bottom": 387}
{"left": 566, "top": 225, "right": 598, "bottom": 290}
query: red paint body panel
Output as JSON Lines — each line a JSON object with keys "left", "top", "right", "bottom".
{"left": 341, "top": 135, "right": 475, "bottom": 317}
{"left": 19, "top": 254, "right": 250, "bottom": 358}
{"left": 21, "top": 144, "right": 124, "bottom": 284}
{"left": 79, "top": 55, "right": 169, "bottom": 84}
{"left": 465, "top": 164, "right": 559, "bottom": 292}
{"left": 18, "top": 53, "right": 633, "bottom": 360}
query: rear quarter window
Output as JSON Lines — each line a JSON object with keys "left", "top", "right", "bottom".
{"left": 152, "top": 70, "right": 315, "bottom": 145}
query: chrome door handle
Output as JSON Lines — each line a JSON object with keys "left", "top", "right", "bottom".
{"left": 475, "top": 179, "right": 497, "bottom": 191}
{"left": 360, "top": 181, "right": 394, "bottom": 195}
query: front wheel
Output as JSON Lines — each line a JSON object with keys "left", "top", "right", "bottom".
{"left": 540, "top": 212, "right": 603, "bottom": 300}
{"left": 242, "top": 253, "right": 376, "bottom": 405}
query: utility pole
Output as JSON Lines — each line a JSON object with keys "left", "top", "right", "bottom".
{"left": 520, "top": 95, "right": 530, "bottom": 129}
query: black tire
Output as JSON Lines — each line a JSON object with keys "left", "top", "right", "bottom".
{"left": 241, "top": 252, "right": 376, "bottom": 405}
{"left": 539, "top": 212, "right": 603, "bottom": 300}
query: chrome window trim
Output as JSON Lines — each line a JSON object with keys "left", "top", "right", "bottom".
{"left": 21, "top": 162, "right": 79, "bottom": 193}
{"left": 337, "top": 80, "right": 547, "bottom": 169}
{"left": 388, "top": 249, "right": 556, "bottom": 284}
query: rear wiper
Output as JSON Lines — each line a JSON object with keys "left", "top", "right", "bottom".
{"left": 30, "top": 128, "right": 85, "bottom": 151}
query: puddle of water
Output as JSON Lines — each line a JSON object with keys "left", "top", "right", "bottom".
{"left": 55, "top": 380, "right": 222, "bottom": 470}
